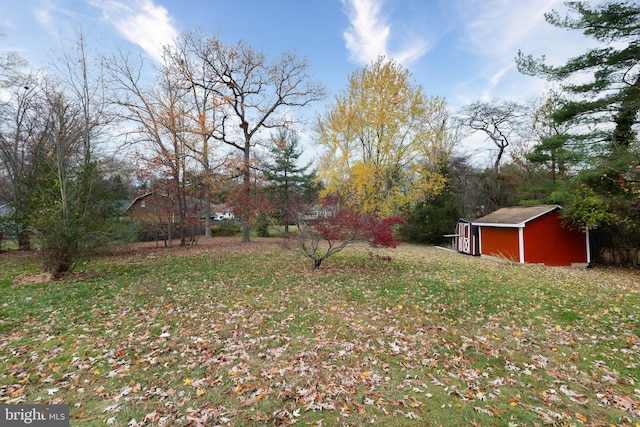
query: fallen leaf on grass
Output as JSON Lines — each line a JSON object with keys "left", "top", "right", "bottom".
{"left": 474, "top": 406, "right": 494, "bottom": 417}
{"left": 523, "top": 404, "right": 564, "bottom": 425}
{"left": 103, "top": 404, "right": 120, "bottom": 413}
{"left": 575, "top": 413, "right": 588, "bottom": 423}
{"left": 559, "top": 384, "right": 584, "bottom": 398}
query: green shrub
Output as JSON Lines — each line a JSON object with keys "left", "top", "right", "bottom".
{"left": 210, "top": 220, "right": 241, "bottom": 237}
{"left": 255, "top": 213, "right": 271, "bottom": 237}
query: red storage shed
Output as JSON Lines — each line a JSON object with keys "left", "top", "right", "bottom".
{"left": 473, "top": 205, "right": 590, "bottom": 267}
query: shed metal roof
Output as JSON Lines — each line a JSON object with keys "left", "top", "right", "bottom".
{"left": 473, "top": 205, "right": 561, "bottom": 228}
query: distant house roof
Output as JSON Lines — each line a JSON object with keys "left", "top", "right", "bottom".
{"left": 124, "top": 192, "right": 155, "bottom": 213}
{"left": 124, "top": 192, "right": 218, "bottom": 216}
{"left": 473, "top": 205, "right": 561, "bottom": 228}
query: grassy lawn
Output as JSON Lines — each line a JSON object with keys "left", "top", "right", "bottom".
{"left": 1, "top": 238, "right": 638, "bottom": 426}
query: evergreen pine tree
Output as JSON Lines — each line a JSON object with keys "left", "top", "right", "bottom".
{"left": 262, "top": 128, "right": 321, "bottom": 235}
{"left": 517, "top": 1, "right": 640, "bottom": 263}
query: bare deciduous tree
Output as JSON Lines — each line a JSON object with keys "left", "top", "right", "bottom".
{"left": 177, "top": 32, "right": 326, "bottom": 242}
{"left": 0, "top": 29, "right": 27, "bottom": 90}
{"left": 107, "top": 51, "right": 195, "bottom": 246}
{"left": 458, "top": 100, "right": 522, "bottom": 173}
{"left": 163, "top": 36, "right": 225, "bottom": 238}
{"left": 0, "top": 78, "right": 41, "bottom": 249}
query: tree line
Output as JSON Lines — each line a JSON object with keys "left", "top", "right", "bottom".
{"left": 1, "top": 1, "right": 638, "bottom": 275}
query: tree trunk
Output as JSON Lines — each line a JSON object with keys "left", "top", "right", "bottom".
{"left": 612, "top": 73, "right": 640, "bottom": 149}
{"left": 18, "top": 232, "right": 31, "bottom": 251}
{"left": 205, "top": 208, "right": 212, "bottom": 238}
{"left": 241, "top": 141, "right": 252, "bottom": 243}
{"left": 241, "top": 222, "right": 251, "bottom": 243}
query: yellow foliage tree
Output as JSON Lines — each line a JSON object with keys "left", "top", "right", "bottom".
{"left": 316, "top": 57, "right": 455, "bottom": 217}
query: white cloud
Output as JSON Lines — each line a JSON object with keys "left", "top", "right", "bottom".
{"left": 33, "top": 4, "right": 53, "bottom": 30}
{"left": 89, "top": 0, "right": 178, "bottom": 63}
{"left": 341, "top": 0, "right": 429, "bottom": 66}
{"left": 447, "top": 0, "right": 603, "bottom": 102}
{"left": 342, "top": 0, "right": 389, "bottom": 64}
{"left": 394, "top": 39, "right": 431, "bottom": 67}
{"left": 32, "top": 0, "right": 81, "bottom": 35}
{"left": 0, "top": 89, "right": 11, "bottom": 103}
{"left": 461, "top": 0, "right": 562, "bottom": 59}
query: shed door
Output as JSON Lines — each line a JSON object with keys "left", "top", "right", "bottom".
{"left": 457, "top": 223, "right": 471, "bottom": 254}
{"left": 463, "top": 224, "right": 471, "bottom": 253}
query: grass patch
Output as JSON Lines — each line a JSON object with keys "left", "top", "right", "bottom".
{"left": 0, "top": 238, "right": 638, "bottom": 426}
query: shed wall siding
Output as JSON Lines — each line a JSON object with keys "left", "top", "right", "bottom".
{"left": 479, "top": 227, "right": 520, "bottom": 262}
{"left": 523, "top": 211, "right": 588, "bottom": 265}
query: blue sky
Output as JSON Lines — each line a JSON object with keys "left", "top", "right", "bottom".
{"left": 0, "top": 0, "right": 600, "bottom": 164}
